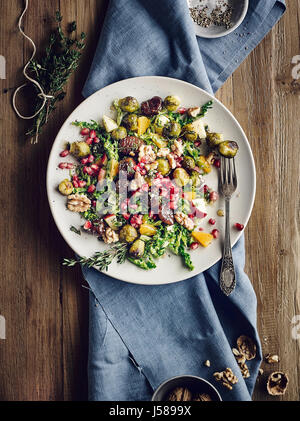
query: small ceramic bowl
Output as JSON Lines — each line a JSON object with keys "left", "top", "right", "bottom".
{"left": 152, "top": 375, "right": 222, "bottom": 401}
{"left": 187, "top": 0, "right": 249, "bottom": 38}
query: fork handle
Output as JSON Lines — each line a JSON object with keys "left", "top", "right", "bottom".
{"left": 220, "top": 199, "right": 236, "bottom": 296}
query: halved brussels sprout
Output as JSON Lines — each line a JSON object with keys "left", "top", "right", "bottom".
{"left": 206, "top": 132, "right": 224, "bottom": 148}
{"left": 59, "top": 179, "right": 73, "bottom": 196}
{"left": 190, "top": 171, "right": 202, "bottom": 187}
{"left": 218, "top": 141, "right": 239, "bottom": 158}
{"left": 153, "top": 115, "right": 170, "bottom": 134}
{"left": 173, "top": 168, "right": 190, "bottom": 187}
{"left": 183, "top": 124, "right": 198, "bottom": 142}
{"left": 164, "top": 95, "right": 181, "bottom": 112}
{"left": 123, "top": 114, "right": 138, "bottom": 131}
{"left": 157, "top": 159, "right": 170, "bottom": 176}
{"left": 129, "top": 239, "right": 145, "bottom": 258}
{"left": 119, "top": 96, "right": 139, "bottom": 113}
{"left": 119, "top": 225, "right": 138, "bottom": 243}
{"left": 70, "top": 141, "right": 91, "bottom": 158}
{"left": 111, "top": 126, "right": 127, "bottom": 140}
{"left": 163, "top": 122, "right": 181, "bottom": 138}
{"left": 182, "top": 156, "right": 196, "bottom": 171}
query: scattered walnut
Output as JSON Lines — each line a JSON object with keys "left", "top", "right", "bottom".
{"left": 214, "top": 368, "right": 238, "bottom": 391}
{"left": 167, "top": 153, "right": 177, "bottom": 170}
{"left": 175, "top": 212, "right": 195, "bottom": 231}
{"left": 232, "top": 348, "right": 250, "bottom": 378}
{"left": 188, "top": 107, "right": 201, "bottom": 118}
{"left": 267, "top": 372, "right": 289, "bottom": 396}
{"left": 265, "top": 354, "right": 280, "bottom": 364}
{"left": 157, "top": 147, "right": 170, "bottom": 158}
{"left": 237, "top": 335, "right": 257, "bottom": 360}
{"left": 171, "top": 140, "right": 184, "bottom": 157}
{"left": 167, "top": 387, "right": 192, "bottom": 401}
{"left": 193, "top": 393, "right": 212, "bottom": 401}
{"left": 103, "top": 228, "right": 119, "bottom": 244}
{"left": 67, "top": 194, "right": 91, "bottom": 213}
{"left": 145, "top": 161, "right": 158, "bottom": 172}
{"left": 258, "top": 368, "right": 264, "bottom": 376}
{"left": 204, "top": 360, "right": 211, "bottom": 367}
{"left": 138, "top": 145, "right": 156, "bottom": 164}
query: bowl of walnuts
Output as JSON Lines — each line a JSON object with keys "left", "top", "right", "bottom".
{"left": 152, "top": 375, "right": 222, "bottom": 402}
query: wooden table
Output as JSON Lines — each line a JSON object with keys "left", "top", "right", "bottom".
{"left": 0, "top": 0, "right": 299, "bottom": 401}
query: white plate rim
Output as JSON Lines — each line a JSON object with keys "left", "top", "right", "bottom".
{"left": 46, "top": 76, "right": 256, "bottom": 285}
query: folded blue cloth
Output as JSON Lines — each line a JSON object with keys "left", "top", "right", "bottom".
{"left": 82, "top": 0, "right": 286, "bottom": 401}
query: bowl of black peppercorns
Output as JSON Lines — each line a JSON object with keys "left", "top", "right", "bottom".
{"left": 152, "top": 375, "right": 222, "bottom": 402}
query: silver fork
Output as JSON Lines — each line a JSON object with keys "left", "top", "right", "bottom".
{"left": 219, "top": 157, "right": 238, "bottom": 296}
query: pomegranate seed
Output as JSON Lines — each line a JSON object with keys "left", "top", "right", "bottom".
{"left": 88, "top": 155, "right": 95, "bottom": 163}
{"left": 81, "top": 158, "right": 89, "bottom": 165}
{"left": 177, "top": 107, "right": 187, "bottom": 114}
{"left": 94, "top": 137, "right": 100, "bottom": 144}
{"left": 67, "top": 163, "right": 75, "bottom": 170}
{"left": 58, "top": 162, "right": 68, "bottom": 169}
{"left": 73, "top": 175, "right": 79, "bottom": 182}
{"left": 209, "top": 191, "right": 219, "bottom": 203}
{"left": 214, "top": 159, "right": 221, "bottom": 168}
{"left": 194, "top": 141, "right": 201, "bottom": 147}
{"left": 73, "top": 180, "right": 79, "bottom": 188}
{"left": 149, "top": 211, "right": 154, "bottom": 219}
{"left": 92, "top": 200, "right": 97, "bottom": 208}
{"left": 209, "top": 218, "right": 216, "bottom": 225}
{"left": 190, "top": 242, "right": 199, "bottom": 250}
{"left": 86, "top": 137, "right": 93, "bottom": 145}
{"left": 84, "top": 221, "right": 92, "bottom": 230}
{"left": 60, "top": 150, "right": 69, "bottom": 158}
{"left": 203, "top": 185, "right": 208, "bottom": 193}
{"left": 88, "top": 185, "right": 96, "bottom": 193}
{"left": 199, "top": 227, "right": 204, "bottom": 231}
{"left": 83, "top": 166, "right": 93, "bottom": 175}
{"left": 90, "top": 130, "right": 97, "bottom": 139}
{"left": 90, "top": 164, "right": 100, "bottom": 173}
{"left": 235, "top": 223, "right": 244, "bottom": 231}
{"left": 212, "top": 229, "right": 220, "bottom": 239}
{"left": 170, "top": 202, "right": 176, "bottom": 210}
{"left": 78, "top": 180, "right": 86, "bottom": 188}
{"left": 122, "top": 213, "right": 130, "bottom": 221}
{"left": 80, "top": 128, "right": 90, "bottom": 136}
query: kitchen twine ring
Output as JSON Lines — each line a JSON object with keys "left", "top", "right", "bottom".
{"left": 12, "top": 0, "right": 54, "bottom": 120}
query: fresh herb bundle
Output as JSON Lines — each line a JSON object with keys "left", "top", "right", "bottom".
{"left": 27, "top": 11, "right": 86, "bottom": 143}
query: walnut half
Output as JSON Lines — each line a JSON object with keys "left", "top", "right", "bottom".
{"left": 267, "top": 372, "right": 289, "bottom": 396}
{"left": 67, "top": 194, "right": 91, "bottom": 213}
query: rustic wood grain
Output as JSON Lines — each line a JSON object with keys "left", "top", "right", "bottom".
{"left": 0, "top": 0, "right": 299, "bottom": 401}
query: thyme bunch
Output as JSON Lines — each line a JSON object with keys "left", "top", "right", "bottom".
{"left": 63, "top": 243, "right": 128, "bottom": 272}
{"left": 27, "top": 11, "right": 86, "bottom": 143}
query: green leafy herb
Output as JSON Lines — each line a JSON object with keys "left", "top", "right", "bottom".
{"left": 70, "top": 226, "right": 81, "bottom": 236}
{"left": 63, "top": 243, "right": 128, "bottom": 271}
{"left": 27, "top": 11, "right": 86, "bottom": 143}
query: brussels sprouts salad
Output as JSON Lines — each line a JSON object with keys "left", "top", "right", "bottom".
{"left": 61, "top": 94, "right": 239, "bottom": 272}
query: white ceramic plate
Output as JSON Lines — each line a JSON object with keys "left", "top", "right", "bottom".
{"left": 47, "top": 76, "right": 255, "bottom": 285}
{"left": 187, "top": 0, "right": 249, "bottom": 39}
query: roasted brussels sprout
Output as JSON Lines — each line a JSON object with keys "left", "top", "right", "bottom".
{"left": 119, "top": 157, "right": 136, "bottom": 179}
{"left": 129, "top": 239, "right": 145, "bottom": 258}
{"left": 218, "top": 141, "right": 239, "bottom": 158}
{"left": 183, "top": 124, "right": 198, "bottom": 142}
{"left": 206, "top": 132, "right": 224, "bottom": 148}
{"left": 119, "top": 96, "right": 139, "bottom": 113}
{"left": 164, "top": 95, "right": 181, "bottom": 112}
{"left": 123, "top": 114, "right": 138, "bottom": 131}
{"left": 119, "top": 225, "right": 138, "bottom": 243}
{"left": 119, "top": 136, "right": 144, "bottom": 156}
{"left": 111, "top": 126, "right": 127, "bottom": 140}
{"left": 163, "top": 122, "right": 181, "bottom": 138}
{"left": 157, "top": 159, "right": 170, "bottom": 176}
{"left": 173, "top": 168, "right": 190, "bottom": 187}
{"left": 70, "top": 141, "right": 91, "bottom": 158}
{"left": 190, "top": 170, "right": 202, "bottom": 187}
{"left": 153, "top": 115, "right": 170, "bottom": 135}
{"left": 182, "top": 156, "right": 196, "bottom": 171}
{"left": 59, "top": 179, "right": 73, "bottom": 196}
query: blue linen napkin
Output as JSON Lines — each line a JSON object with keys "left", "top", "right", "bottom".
{"left": 82, "top": 0, "right": 286, "bottom": 401}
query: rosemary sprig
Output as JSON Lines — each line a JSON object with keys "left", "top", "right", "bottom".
{"left": 27, "top": 11, "right": 86, "bottom": 143}
{"left": 63, "top": 243, "right": 128, "bottom": 272}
